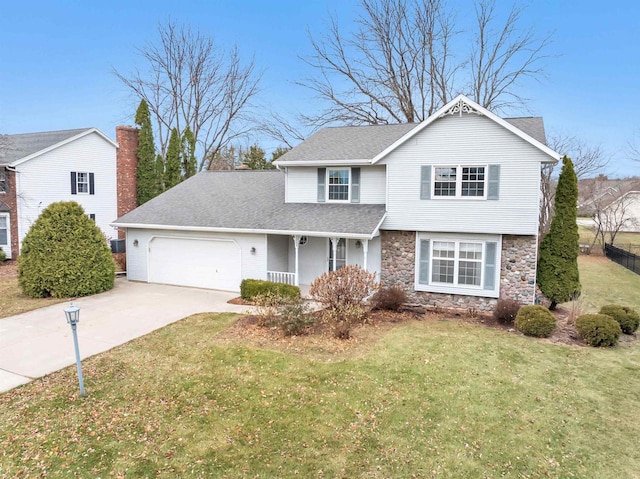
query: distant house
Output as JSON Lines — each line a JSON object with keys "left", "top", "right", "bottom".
{"left": 113, "top": 95, "right": 559, "bottom": 311}
{"left": 0, "top": 128, "right": 119, "bottom": 259}
{"left": 578, "top": 178, "right": 640, "bottom": 233}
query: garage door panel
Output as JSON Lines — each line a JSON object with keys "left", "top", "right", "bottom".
{"left": 149, "top": 237, "right": 241, "bottom": 291}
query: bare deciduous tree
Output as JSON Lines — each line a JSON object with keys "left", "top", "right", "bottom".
{"left": 115, "top": 21, "right": 261, "bottom": 170}
{"left": 539, "top": 134, "right": 609, "bottom": 236}
{"left": 300, "top": 0, "right": 551, "bottom": 128}
{"left": 591, "top": 185, "right": 638, "bottom": 251}
{"left": 259, "top": 111, "right": 310, "bottom": 149}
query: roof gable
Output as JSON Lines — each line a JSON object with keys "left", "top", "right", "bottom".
{"left": 371, "top": 95, "right": 560, "bottom": 164}
{"left": 0, "top": 128, "right": 117, "bottom": 167}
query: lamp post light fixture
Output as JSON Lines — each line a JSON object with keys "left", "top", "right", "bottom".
{"left": 64, "top": 302, "right": 85, "bottom": 396}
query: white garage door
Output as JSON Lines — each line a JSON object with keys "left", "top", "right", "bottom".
{"left": 148, "top": 237, "right": 242, "bottom": 291}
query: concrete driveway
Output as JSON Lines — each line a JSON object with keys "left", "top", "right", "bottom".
{"left": 0, "top": 278, "right": 249, "bottom": 393}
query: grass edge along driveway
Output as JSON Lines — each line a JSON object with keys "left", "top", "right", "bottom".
{"left": 1, "top": 312, "right": 639, "bottom": 478}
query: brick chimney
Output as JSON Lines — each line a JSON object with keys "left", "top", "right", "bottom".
{"left": 115, "top": 126, "right": 139, "bottom": 239}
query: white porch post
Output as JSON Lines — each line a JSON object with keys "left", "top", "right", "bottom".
{"left": 362, "top": 239, "right": 369, "bottom": 271}
{"left": 330, "top": 237, "right": 338, "bottom": 272}
{"left": 292, "top": 235, "right": 300, "bottom": 286}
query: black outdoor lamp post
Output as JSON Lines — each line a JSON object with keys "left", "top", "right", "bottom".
{"left": 64, "top": 302, "right": 86, "bottom": 396}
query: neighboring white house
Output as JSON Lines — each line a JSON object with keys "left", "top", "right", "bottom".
{"left": 0, "top": 128, "right": 118, "bottom": 259}
{"left": 113, "top": 95, "right": 560, "bottom": 310}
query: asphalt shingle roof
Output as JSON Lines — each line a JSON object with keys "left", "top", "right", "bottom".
{"left": 276, "top": 117, "right": 547, "bottom": 163}
{"left": 114, "top": 171, "right": 386, "bottom": 237}
{"left": 0, "top": 128, "right": 92, "bottom": 165}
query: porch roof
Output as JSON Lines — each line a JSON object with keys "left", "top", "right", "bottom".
{"left": 113, "top": 170, "right": 386, "bottom": 239}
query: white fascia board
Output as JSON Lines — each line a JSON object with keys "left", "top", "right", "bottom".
{"left": 9, "top": 128, "right": 118, "bottom": 167}
{"left": 370, "top": 94, "right": 561, "bottom": 165}
{"left": 110, "top": 222, "right": 380, "bottom": 240}
{"left": 273, "top": 159, "right": 372, "bottom": 167}
{"left": 371, "top": 213, "right": 387, "bottom": 237}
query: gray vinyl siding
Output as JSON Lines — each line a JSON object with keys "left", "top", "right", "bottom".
{"left": 381, "top": 114, "right": 546, "bottom": 235}
{"left": 286, "top": 166, "right": 386, "bottom": 204}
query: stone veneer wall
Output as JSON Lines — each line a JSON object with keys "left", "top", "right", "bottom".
{"left": 380, "top": 231, "right": 538, "bottom": 312}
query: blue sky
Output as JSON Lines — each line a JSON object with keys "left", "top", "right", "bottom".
{"left": 0, "top": 0, "right": 638, "bottom": 176}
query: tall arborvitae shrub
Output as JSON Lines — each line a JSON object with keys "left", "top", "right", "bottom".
{"left": 181, "top": 126, "right": 197, "bottom": 178}
{"left": 18, "top": 202, "right": 115, "bottom": 298}
{"left": 164, "top": 128, "right": 182, "bottom": 189}
{"left": 537, "top": 156, "right": 581, "bottom": 309}
{"left": 134, "top": 99, "right": 159, "bottom": 204}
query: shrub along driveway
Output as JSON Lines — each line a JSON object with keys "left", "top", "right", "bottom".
{"left": 0, "top": 278, "right": 248, "bottom": 393}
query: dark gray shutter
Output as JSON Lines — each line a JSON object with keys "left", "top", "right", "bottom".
{"left": 420, "top": 166, "right": 431, "bottom": 200}
{"left": 89, "top": 173, "right": 95, "bottom": 195}
{"left": 317, "top": 168, "right": 326, "bottom": 203}
{"left": 487, "top": 165, "right": 500, "bottom": 200}
{"left": 484, "top": 241, "right": 497, "bottom": 290}
{"left": 419, "top": 239, "right": 430, "bottom": 284}
{"left": 351, "top": 167, "right": 360, "bottom": 203}
{"left": 89, "top": 214, "right": 95, "bottom": 221}
{"left": 70, "top": 172, "right": 77, "bottom": 195}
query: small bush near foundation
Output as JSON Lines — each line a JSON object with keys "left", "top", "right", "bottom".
{"left": 253, "top": 292, "right": 282, "bottom": 327}
{"left": 309, "top": 265, "right": 378, "bottom": 339}
{"left": 278, "top": 299, "right": 314, "bottom": 336}
{"left": 493, "top": 299, "right": 521, "bottom": 325}
{"left": 514, "top": 305, "right": 556, "bottom": 338}
{"left": 599, "top": 305, "right": 640, "bottom": 334}
{"left": 371, "top": 287, "right": 407, "bottom": 311}
{"left": 0, "top": 247, "right": 6, "bottom": 262}
{"left": 576, "top": 314, "right": 622, "bottom": 347}
{"left": 240, "top": 279, "right": 300, "bottom": 302}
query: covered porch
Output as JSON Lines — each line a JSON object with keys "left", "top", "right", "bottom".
{"left": 266, "top": 234, "right": 382, "bottom": 288}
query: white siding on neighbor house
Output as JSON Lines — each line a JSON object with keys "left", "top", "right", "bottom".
{"left": 14, "top": 132, "right": 117, "bottom": 247}
{"left": 286, "top": 235, "right": 382, "bottom": 285}
{"left": 125, "top": 228, "right": 267, "bottom": 290}
{"left": 380, "top": 114, "right": 548, "bottom": 235}
{"left": 285, "top": 165, "right": 386, "bottom": 204}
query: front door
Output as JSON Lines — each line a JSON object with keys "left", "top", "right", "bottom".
{"left": 328, "top": 238, "right": 346, "bottom": 271}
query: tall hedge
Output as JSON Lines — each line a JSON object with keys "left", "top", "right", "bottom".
{"left": 537, "top": 156, "right": 581, "bottom": 309}
{"left": 134, "top": 99, "right": 160, "bottom": 205}
{"left": 18, "top": 202, "right": 115, "bottom": 298}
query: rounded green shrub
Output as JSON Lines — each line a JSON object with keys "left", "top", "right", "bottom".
{"left": 18, "top": 201, "right": 115, "bottom": 298}
{"left": 599, "top": 305, "right": 639, "bottom": 334}
{"left": 576, "top": 314, "right": 622, "bottom": 347}
{"left": 514, "top": 305, "right": 556, "bottom": 338}
{"left": 240, "top": 279, "right": 300, "bottom": 301}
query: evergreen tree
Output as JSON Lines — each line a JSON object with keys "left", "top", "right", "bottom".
{"left": 271, "top": 146, "right": 290, "bottom": 162}
{"left": 242, "top": 144, "right": 274, "bottom": 170}
{"left": 181, "top": 126, "right": 197, "bottom": 178}
{"left": 164, "top": 128, "right": 182, "bottom": 189}
{"left": 155, "top": 153, "right": 165, "bottom": 194}
{"left": 134, "top": 99, "right": 159, "bottom": 204}
{"left": 537, "top": 156, "right": 581, "bottom": 309}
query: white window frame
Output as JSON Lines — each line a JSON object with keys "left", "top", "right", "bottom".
{"left": 0, "top": 213, "right": 9, "bottom": 251}
{"left": 326, "top": 168, "right": 351, "bottom": 203}
{"left": 0, "top": 169, "right": 6, "bottom": 194}
{"left": 432, "top": 165, "right": 487, "bottom": 199}
{"left": 76, "top": 172, "right": 89, "bottom": 194}
{"left": 414, "top": 232, "right": 501, "bottom": 298}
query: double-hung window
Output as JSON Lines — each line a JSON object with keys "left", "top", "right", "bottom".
{"left": 434, "top": 165, "right": 486, "bottom": 198}
{"left": 416, "top": 233, "right": 500, "bottom": 297}
{"left": 327, "top": 168, "right": 350, "bottom": 201}
{"left": 0, "top": 215, "right": 7, "bottom": 246}
{"left": 422, "top": 164, "right": 499, "bottom": 200}
{"left": 70, "top": 171, "right": 95, "bottom": 195}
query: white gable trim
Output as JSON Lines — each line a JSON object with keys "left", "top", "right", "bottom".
{"left": 9, "top": 128, "right": 118, "bottom": 167}
{"left": 371, "top": 94, "right": 560, "bottom": 165}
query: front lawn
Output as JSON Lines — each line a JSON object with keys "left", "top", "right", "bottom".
{"left": 0, "top": 261, "right": 67, "bottom": 319}
{"left": 2, "top": 312, "right": 640, "bottom": 478}
{"left": 573, "top": 255, "right": 640, "bottom": 312}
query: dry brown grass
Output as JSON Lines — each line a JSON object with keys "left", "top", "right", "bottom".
{"left": 0, "top": 261, "right": 67, "bottom": 319}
